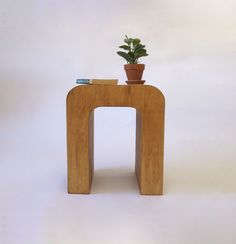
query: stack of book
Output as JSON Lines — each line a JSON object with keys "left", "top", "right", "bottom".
{"left": 76, "top": 79, "right": 118, "bottom": 85}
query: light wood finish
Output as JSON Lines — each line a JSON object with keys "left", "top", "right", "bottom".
{"left": 66, "top": 84, "right": 165, "bottom": 195}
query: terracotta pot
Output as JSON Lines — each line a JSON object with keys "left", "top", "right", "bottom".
{"left": 124, "top": 64, "right": 145, "bottom": 81}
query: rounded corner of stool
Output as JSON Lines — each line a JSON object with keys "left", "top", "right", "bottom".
{"left": 66, "top": 85, "right": 85, "bottom": 102}
{"left": 146, "top": 85, "right": 165, "bottom": 100}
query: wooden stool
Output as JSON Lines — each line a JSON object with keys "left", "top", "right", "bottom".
{"left": 66, "top": 84, "right": 165, "bottom": 195}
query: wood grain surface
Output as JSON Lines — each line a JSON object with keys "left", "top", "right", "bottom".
{"left": 66, "top": 84, "right": 165, "bottom": 195}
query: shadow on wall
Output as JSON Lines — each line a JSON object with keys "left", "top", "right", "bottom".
{"left": 0, "top": 72, "right": 50, "bottom": 125}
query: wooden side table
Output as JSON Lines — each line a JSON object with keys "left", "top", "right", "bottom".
{"left": 66, "top": 84, "right": 165, "bottom": 195}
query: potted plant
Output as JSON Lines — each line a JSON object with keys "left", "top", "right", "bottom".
{"left": 117, "top": 35, "right": 148, "bottom": 84}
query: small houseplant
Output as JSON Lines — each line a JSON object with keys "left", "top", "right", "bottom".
{"left": 117, "top": 35, "right": 148, "bottom": 84}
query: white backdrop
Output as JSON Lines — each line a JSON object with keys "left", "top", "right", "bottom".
{"left": 1, "top": 0, "right": 236, "bottom": 243}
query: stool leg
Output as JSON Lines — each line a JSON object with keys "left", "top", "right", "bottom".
{"left": 67, "top": 95, "right": 93, "bottom": 194}
{"left": 135, "top": 110, "right": 142, "bottom": 192}
{"left": 88, "top": 111, "right": 94, "bottom": 188}
{"left": 135, "top": 106, "right": 164, "bottom": 195}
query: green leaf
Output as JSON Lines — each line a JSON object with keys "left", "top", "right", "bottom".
{"left": 134, "top": 44, "right": 145, "bottom": 52}
{"left": 136, "top": 52, "right": 149, "bottom": 59}
{"left": 119, "top": 45, "right": 130, "bottom": 50}
{"left": 128, "top": 52, "right": 136, "bottom": 63}
{"left": 128, "top": 52, "right": 135, "bottom": 59}
{"left": 117, "top": 51, "right": 131, "bottom": 62}
{"left": 135, "top": 48, "right": 147, "bottom": 55}
{"left": 118, "top": 36, "right": 148, "bottom": 63}
{"left": 124, "top": 35, "right": 132, "bottom": 45}
{"left": 132, "top": 38, "right": 141, "bottom": 46}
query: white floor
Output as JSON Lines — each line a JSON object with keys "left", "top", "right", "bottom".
{"left": 1, "top": 103, "right": 236, "bottom": 244}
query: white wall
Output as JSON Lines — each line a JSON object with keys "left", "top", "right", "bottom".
{"left": 1, "top": 0, "right": 236, "bottom": 243}
{"left": 1, "top": 0, "right": 236, "bottom": 166}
